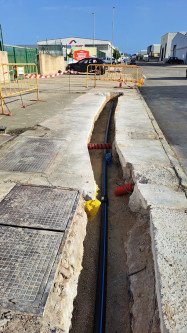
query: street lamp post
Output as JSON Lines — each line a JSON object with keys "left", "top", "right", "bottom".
{"left": 111, "top": 6, "right": 115, "bottom": 64}
{"left": 92, "top": 13, "right": 95, "bottom": 47}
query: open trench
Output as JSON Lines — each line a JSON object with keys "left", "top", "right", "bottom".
{"left": 70, "top": 98, "right": 161, "bottom": 333}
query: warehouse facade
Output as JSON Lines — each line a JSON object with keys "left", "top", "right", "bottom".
{"left": 160, "top": 32, "right": 177, "bottom": 61}
{"left": 171, "top": 32, "right": 187, "bottom": 64}
{"left": 37, "top": 37, "right": 115, "bottom": 59}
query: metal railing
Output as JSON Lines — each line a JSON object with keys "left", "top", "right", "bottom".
{"left": 0, "top": 63, "right": 39, "bottom": 114}
{"left": 86, "top": 64, "right": 143, "bottom": 88}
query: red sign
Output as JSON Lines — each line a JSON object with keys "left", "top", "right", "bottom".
{"left": 74, "top": 50, "right": 89, "bottom": 61}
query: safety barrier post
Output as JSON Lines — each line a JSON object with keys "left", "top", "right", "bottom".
{"left": 94, "top": 67, "right": 96, "bottom": 88}
{"left": 0, "top": 84, "right": 4, "bottom": 114}
{"left": 86, "top": 66, "right": 88, "bottom": 88}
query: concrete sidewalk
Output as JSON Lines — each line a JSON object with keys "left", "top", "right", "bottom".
{"left": 115, "top": 89, "right": 187, "bottom": 333}
{"left": 0, "top": 77, "right": 186, "bottom": 332}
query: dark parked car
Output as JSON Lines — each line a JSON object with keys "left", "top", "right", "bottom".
{"left": 130, "top": 58, "right": 136, "bottom": 65}
{"left": 166, "top": 57, "right": 184, "bottom": 64}
{"left": 66, "top": 57, "right": 105, "bottom": 74}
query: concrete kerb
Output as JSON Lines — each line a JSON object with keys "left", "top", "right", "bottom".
{"left": 115, "top": 90, "right": 187, "bottom": 332}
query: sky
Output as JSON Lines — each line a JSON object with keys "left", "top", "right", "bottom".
{"left": 0, "top": 0, "right": 187, "bottom": 54}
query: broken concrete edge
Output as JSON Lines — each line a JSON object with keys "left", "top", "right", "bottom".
{"left": 114, "top": 91, "right": 187, "bottom": 333}
{"left": 0, "top": 196, "right": 87, "bottom": 333}
{"left": 137, "top": 88, "right": 187, "bottom": 192}
{"left": 150, "top": 208, "right": 187, "bottom": 333}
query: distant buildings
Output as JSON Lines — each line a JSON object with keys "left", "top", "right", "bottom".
{"left": 160, "top": 32, "right": 177, "bottom": 60}
{"left": 147, "top": 44, "right": 160, "bottom": 58}
{"left": 37, "top": 37, "right": 115, "bottom": 60}
{"left": 160, "top": 31, "right": 187, "bottom": 63}
{"left": 139, "top": 31, "right": 187, "bottom": 64}
{"left": 171, "top": 32, "right": 187, "bottom": 63}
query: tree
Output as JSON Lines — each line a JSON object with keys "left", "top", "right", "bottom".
{"left": 113, "top": 48, "right": 121, "bottom": 60}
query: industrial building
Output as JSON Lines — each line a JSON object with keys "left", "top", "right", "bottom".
{"left": 37, "top": 37, "right": 115, "bottom": 60}
{"left": 160, "top": 32, "right": 177, "bottom": 61}
{"left": 171, "top": 32, "right": 187, "bottom": 63}
{"left": 147, "top": 44, "right": 160, "bottom": 59}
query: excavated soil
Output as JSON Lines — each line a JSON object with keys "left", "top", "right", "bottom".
{"left": 70, "top": 99, "right": 160, "bottom": 333}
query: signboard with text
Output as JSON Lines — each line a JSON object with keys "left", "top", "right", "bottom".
{"left": 74, "top": 50, "right": 89, "bottom": 61}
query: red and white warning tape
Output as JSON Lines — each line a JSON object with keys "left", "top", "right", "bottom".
{"left": 25, "top": 70, "right": 80, "bottom": 79}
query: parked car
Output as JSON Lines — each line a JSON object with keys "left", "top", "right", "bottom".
{"left": 130, "top": 58, "right": 136, "bottom": 65}
{"left": 101, "top": 57, "right": 115, "bottom": 64}
{"left": 166, "top": 57, "right": 184, "bottom": 64}
{"left": 66, "top": 57, "right": 105, "bottom": 74}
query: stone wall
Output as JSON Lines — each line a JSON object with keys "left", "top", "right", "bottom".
{"left": 0, "top": 51, "right": 9, "bottom": 82}
{"left": 38, "top": 54, "right": 65, "bottom": 75}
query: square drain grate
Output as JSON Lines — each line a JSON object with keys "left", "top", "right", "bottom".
{"left": 0, "top": 226, "right": 63, "bottom": 314}
{"left": 0, "top": 185, "right": 80, "bottom": 231}
{"left": 0, "top": 137, "right": 63, "bottom": 172}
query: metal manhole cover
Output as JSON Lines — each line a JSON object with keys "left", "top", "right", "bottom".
{"left": 0, "top": 137, "right": 62, "bottom": 172}
{"left": 0, "top": 185, "right": 80, "bottom": 231}
{"left": 0, "top": 226, "right": 63, "bottom": 314}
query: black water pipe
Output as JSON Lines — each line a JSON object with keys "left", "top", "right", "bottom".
{"left": 93, "top": 100, "right": 114, "bottom": 333}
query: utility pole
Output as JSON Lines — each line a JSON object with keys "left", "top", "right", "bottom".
{"left": 111, "top": 6, "right": 115, "bottom": 64}
{"left": 92, "top": 13, "right": 95, "bottom": 47}
{"left": 0, "top": 24, "right": 4, "bottom": 51}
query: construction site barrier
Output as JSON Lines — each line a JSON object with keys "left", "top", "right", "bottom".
{"left": 0, "top": 63, "right": 39, "bottom": 114}
{"left": 86, "top": 64, "right": 143, "bottom": 88}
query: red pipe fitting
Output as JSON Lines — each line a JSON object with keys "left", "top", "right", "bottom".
{"left": 88, "top": 143, "right": 112, "bottom": 150}
{"left": 114, "top": 184, "right": 134, "bottom": 196}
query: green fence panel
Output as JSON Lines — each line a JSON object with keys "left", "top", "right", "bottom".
{"left": 14, "top": 47, "right": 27, "bottom": 63}
{"left": 3, "top": 45, "right": 38, "bottom": 70}
{"left": 4, "top": 45, "right": 15, "bottom": 63}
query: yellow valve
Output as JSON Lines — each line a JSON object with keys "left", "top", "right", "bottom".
{"left": 138, "top": 78, "right": 144, "bottom": 87}
{"left": 85, "top": 185, "right": 101, "bottom": 221}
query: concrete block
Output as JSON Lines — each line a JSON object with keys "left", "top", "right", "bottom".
{"left": 150, "top": 208, "right": 187, "bottom": 332}
{"left": 116, "top": 138, "right": 170, "bottom": 167}
{"left": 132, "top": 165, "right": 179, "bottom": 188}
{"left": 129, "top": 183, "right": 187, "bottom": 212}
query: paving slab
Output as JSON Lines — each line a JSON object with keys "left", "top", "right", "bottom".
{"left": 129, "top": 183, "right": 187, "bottom": 212}
{"left": 0, "top": 226, "right": 63, "bottom": 314}
{"left": 0, "top": 184, "right": 79, "bottom": 231}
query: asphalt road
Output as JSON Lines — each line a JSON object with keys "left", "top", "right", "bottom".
{"left": 139, "top": 62, "right": 187, "bottom": 176}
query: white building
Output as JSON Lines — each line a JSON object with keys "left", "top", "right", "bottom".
{"left": 37, "top": 37, "right": 115, "bottom": 59}
{"left": 171, "top": 32, "right": 187, "bottom": 63}
{"left": 138, "top": 50, "right": 147, "bottom": 56}
{"left": 147, "top": 44, "right": 160, "bottom": 57}
{"left": 160, "top": 32, "right": 177, "bottom": 61}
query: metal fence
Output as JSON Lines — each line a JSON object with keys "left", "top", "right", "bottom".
{"left": 86, "top": 64, "right": 143, "bottom": 88}
{"left": 0, "top": 63, "right": 39, "bottom": 115}
{"left": 3, "top": 45, "right": 38, "bottom": 67}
